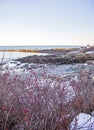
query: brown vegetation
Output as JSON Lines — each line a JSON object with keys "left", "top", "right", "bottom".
{"left": 0, "top": 66, "right": 94, "bottom": 130}
{"left": 0, "top": 49, "right": 40, "bottom": 53}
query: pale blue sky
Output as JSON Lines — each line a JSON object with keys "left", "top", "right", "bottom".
{"left": 0, "top": 0, "right": 94, "bottom": 46}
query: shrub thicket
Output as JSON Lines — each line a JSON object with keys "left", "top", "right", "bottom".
{"left": 0, "top": 67, "right": 94, "bottom": 130}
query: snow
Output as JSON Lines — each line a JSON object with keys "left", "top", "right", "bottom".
{"left": 0, "top": 51, "right": 49, "bottom": 73}
{"left": 0, "top": 51, "right": 48, "bottom": 62}
{"left": 64, "top": 85, "right": 75, "bottom": 102}
{"left": 85, "top": 51, "right": 94, "bottom": 54}
{"left": 70, "top": 113, "right": 94, "bottom": 130}
{"left": 0, "top": 51, "right": 90, "bottom": 78}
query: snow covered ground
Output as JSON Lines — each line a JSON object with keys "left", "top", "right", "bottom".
{"left": 0, "top": 51, "right": 47, "bottom": 62}
{"left": 0, "top": 51, "right": 49, "bottom": 73}
{"left": 0, "top": 51, "right": 80, "bottom": 76}
{"left": 0, "top": 51, "right": 93, "bottom": 82}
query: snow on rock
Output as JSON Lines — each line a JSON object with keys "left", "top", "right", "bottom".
{"left": 85, "top": 51, "right": 94, "bottom": 54}
{"left": 0, "top": 51, "right": 48, "bottom": 62}
{"left": 70, "top": 113, "right": 94, "bottom": 130}
{"left": 64, "top": 85, "right": 75, "bottom": 102}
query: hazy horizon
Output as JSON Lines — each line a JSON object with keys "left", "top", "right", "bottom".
{"left": 0, "top": 0, "right": 94, "bottom": 46}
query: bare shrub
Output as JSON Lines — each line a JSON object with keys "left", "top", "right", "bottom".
{"left": 71, "top": 69, "right": 94, "bottom": 112}
{"left": 0, "top": 66, "right": 94, "bottom": 130}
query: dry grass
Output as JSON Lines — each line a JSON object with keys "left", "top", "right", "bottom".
{"left": 0, "top": 49, "right": 39, "bottom": 53}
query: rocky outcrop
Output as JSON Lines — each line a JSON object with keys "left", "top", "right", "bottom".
{"left": 16, "top": 53, "right": 94, "bottom": 65}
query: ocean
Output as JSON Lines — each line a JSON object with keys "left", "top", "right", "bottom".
{"left": 0, "top": 45, "right": 81, "bottom": 50}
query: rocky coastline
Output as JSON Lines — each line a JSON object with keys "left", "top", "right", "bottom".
{"left": 15, "top": 46, "right": 94, "bottom": 65}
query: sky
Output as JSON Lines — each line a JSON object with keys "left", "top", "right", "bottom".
{"left": 0, "top": 0, "right": 94, "bottom": 46}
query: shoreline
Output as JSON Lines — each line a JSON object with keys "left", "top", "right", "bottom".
{"left": 15, "top": 46, "right": 94, "bottom": 65}
{"left": 0, "top": 45, "right": 94, "bottom": 65}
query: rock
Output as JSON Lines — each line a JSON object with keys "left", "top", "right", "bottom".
{"left": 15, "top": 51, "right": 94, "bottom": 65}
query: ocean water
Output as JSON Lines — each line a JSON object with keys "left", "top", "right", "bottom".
{"left": 0, "top": 45, "right": 81, "bottom": 50}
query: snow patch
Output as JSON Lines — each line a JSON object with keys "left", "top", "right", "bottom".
{"left": 70, "top": 113, "right": 94, "bottom": 130}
